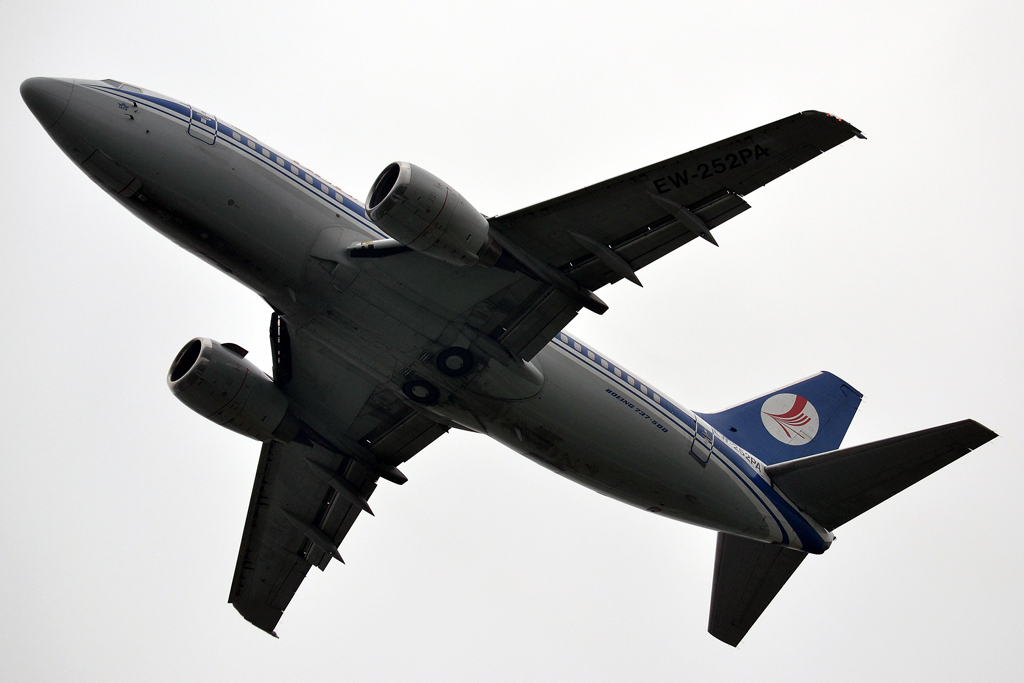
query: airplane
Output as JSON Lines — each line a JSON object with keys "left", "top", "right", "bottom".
{"left": 20, "top": 76, "right": 997, "bottom": 646}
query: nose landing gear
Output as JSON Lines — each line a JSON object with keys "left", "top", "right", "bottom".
{"left": 403, "top": 347, "right": 474, "bottom": 404}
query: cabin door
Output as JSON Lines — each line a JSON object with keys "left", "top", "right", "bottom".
{"left": 187, "top": 106, "right": 217, "bottom": 145}
{"left": 689, "top": 417, "right": 715, "bottom": 466}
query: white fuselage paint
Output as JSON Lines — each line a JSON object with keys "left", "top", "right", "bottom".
{"left": 36, "top": 79, "right": 832, "bottom": 553}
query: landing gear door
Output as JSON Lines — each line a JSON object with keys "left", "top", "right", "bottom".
{"left": 690, "top": 417, "right": 715, "bottom": 466}
{"left": 188, "top": 107, "right": 217, "bottom": 145}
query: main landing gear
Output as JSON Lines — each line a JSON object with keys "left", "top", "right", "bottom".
{"left": 402, "top": 347, "right": 475, "bottom": 404}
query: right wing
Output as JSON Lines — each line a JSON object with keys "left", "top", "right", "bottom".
{"left": 228, "top": 315, "right": 448, "bottom": 635}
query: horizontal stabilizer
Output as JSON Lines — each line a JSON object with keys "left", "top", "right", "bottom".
{"left": 766, "top": 419, "right": 997, "bottom": 530}
{"left": 232, "top": 596, "right": 283, "bottom": 636}
{"left": 708, "top": 533, "right": 807, "bottom": 646}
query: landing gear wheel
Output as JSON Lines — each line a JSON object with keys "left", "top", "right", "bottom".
{"left": 435, "top": 347, "right": 474, "bottom": 377}
{"left": 402, "top": 379, "right": 440, "bottom": 404}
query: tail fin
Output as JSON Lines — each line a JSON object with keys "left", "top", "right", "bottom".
{"left": 697, "top": 371, "right": 862, "bottom": 465}
{"left": 766, "top": 419, "right": 997, "bottom": 530}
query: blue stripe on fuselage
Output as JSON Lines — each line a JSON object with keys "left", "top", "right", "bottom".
{"left": 90, "top": 85, "right": 191, "bottom": 120}
{"left": 552, "top": 332, "right": 827, "bottom": 553}
{"left": 84, "top": 84, "right": 384, "bottom": 238}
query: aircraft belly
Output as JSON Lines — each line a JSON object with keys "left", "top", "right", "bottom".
{"left": 484, "top": 343, "right": 775, "bottom": 541}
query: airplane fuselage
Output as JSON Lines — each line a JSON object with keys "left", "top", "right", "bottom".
{"left": 29, "top": 78, "right": 832, "bottom": 554}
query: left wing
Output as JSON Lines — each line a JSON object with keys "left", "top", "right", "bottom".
{"left": 228, "top": 315, "right": 448, "bottom": 635}
{"left": 487, "top": 111, "right": 862, "bottom": 358}
{"left": 491, "top": 111, "right": 862, "bottom": 291}
{"left": 365, "top": 112, "right": 862, "bottom": 362}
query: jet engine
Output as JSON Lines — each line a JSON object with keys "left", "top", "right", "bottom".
{"left": 365, "top": 162, "right": 502, "bottom": 267}
{"left": 167, "top": 337, "right": 301, "bottom": 443}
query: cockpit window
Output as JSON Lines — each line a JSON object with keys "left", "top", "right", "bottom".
{"left": 101, "top": 79, "right": 142, "bottom": 93}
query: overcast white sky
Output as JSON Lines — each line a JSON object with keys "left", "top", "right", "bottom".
{"left": 2, "top": 1, "right": 1022, "bottom": 681}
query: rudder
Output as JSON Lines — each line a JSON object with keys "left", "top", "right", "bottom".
{"left": 697, "top": 371, "right": 862, "bottom": 466}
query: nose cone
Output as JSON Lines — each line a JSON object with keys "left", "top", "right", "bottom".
{"left": 21, "top": 77, "right": 73, "bottom": 129}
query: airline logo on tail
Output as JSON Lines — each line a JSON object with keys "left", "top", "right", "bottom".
{"left": 761, "top": 393, "right": 819, "bottom": 445}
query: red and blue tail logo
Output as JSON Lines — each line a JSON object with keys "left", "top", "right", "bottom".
{"left": 760, "top": 394, "right": 819, "bottom": 445}
{"left": 696, "top": 372, "right": 862, "bottom": 466}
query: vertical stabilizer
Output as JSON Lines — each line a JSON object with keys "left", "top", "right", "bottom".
{"left": 697, "top": 371, "right": 862, "bottom": 465}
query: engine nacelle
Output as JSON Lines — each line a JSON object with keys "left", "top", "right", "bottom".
{"left": 365, "top": 162, "right": 502, "bottom": 267}
{"left": 167, "top": 338, "right": 301, "bottom": 443}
